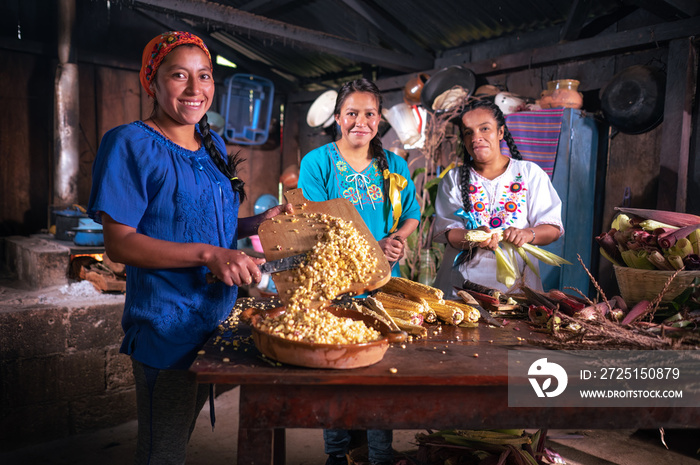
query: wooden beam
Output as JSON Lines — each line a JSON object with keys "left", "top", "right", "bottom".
{"left": 338, "top": 0, "right": 434, "bottom": 62}
{"left": 461, "top": 16, "right": 700, "bottom": 76}
{"left": 625, "top": 0, "right": 697, "bottom": 21}
{"left": 560, "top": 0, "right": 594, "bottom": 42}
{"left": 131, "top": 0, "right": 432, "bottom": 72}
{"left": 656, "top": 38, "right": 698, "bottom": 212}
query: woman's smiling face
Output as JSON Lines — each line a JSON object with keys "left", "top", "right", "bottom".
{"left": 335, "top": 91, "right": 381, "bottom": 149}
{"left": 151, "top": 45, "right": 214, "bottom": 126}
{"left": 460, "top": 107, "right": 505, "bottom": 164}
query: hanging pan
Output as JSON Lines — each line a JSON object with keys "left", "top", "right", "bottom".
{"left": 600, "top": 65, "right": 666, "bottom": 135}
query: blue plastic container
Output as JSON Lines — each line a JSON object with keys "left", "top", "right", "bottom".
{"left": 222, "top": 74, "right": 274, "bottom": 145}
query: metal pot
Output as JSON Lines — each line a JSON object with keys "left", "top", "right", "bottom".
{"left": 54, "top": 208, "right": 87, "bottom": 241}
{"left": 73, "top": 218, "right": 104, "bottom": 246}
{"left": 600, "top": 65, "right": 666, "bottom": 134}
{"left": 420, "top": 66, "right": 476, "bottom": 113}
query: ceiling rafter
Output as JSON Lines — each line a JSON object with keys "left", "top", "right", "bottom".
{"left": 337, "top": 0, "right": 433, "bottom": 61}
{"left": 559, "top": 0, "right": 594, "bottom": 42}
{"left": 130, "top": 0, "right": 433, "bottom": 72}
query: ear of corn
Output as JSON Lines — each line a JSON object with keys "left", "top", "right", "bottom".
{"left": 647, "top": 250, "right": 674, "bottom": 271}
{"left": 463, "top": 229, "right": 571, "bottom": 267}
{"left": 381, "top": 276, "right": 444, "bottom": 301}
{"left": 385, "top": 307, "right": 424, "bottom": 326}
{"left": 391, "top": 317, "right": 428, "bottom": 338}
{"left": 374, "top": 291, "right": 426, "bottom": 314}
{"left": 423, "top": 299, "right": 464, "bottom": 325}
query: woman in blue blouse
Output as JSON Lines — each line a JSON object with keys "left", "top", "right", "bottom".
{"left": 299, "top": 79, "right": 420, "bottom": 278}
{"left": 298, "top": 78, "right": 420, "bottom": 465}
{"left": 87, "top": 31, "right": 290, "bottom": 464}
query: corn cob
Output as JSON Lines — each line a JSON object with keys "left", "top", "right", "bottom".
{"left": 381, "top": 276, "right": 444, "bottom": 302}
{"left": 449, "top": 300, "right": 481, "bottom": 324}
{"left": 374, "top": 291, "right": 426, "bottom": 314}
{"left": 351, "top": 301, "right": 398, "bottom": 333}
{"left": 385, "top": 308, "right": 424, "bottom": 326}
{"left": 392, "top": 317, "right": 428, "bottom": 338}
{"left": 421, "top": 298, "right": 463, "bottom": 325}
{"left": 464, "top": 229, "right": 571, "bottom": 266}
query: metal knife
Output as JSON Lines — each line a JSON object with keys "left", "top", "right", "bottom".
{"left": 205, "top": 252, "right": 308, "bottom": 284}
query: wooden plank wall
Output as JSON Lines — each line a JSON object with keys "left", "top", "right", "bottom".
{"left": 1, "top": 51, "right": 283, "bottom": 236}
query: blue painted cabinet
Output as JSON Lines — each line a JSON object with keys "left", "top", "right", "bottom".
{"left": 539, "top": 108, "right": 600, "bottom": 294}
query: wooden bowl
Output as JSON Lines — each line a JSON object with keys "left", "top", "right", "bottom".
{"left": 243, "top": 306, "right": 406, "bottom": 369}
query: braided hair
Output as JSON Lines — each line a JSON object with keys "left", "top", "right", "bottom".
{"left": 199, "top": 112, "right": 246, "bottom": 201}
{"left": 456, "top": 99, "right": 522, "bottom": 214}
{"left": 333, "top": 78, "right": 390, "bottom": 198}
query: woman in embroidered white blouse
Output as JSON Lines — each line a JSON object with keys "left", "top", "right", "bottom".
{"left": 433, "top": 99, "right": 564, "bottom": 298}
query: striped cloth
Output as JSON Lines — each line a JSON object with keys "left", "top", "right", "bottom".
{"left": 500, "top": 108, "right": 565, "bottom": 178}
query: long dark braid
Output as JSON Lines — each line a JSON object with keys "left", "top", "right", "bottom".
{"left": 199, "top": 112, "right": 246, "bottom": 201}
{"left": 334, "top": 78, "right": 390, "bottom": 198}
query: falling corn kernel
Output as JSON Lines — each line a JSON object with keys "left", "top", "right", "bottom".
{"left": 223, "top": 357, "right": 230, "bottom": 363}
{"left": 197, "top": 350, "right": 205, "bottom": 355}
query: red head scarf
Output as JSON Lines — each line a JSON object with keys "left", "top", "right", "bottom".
{"left": 139, "top": 31, "right": 212, "bottom": 98}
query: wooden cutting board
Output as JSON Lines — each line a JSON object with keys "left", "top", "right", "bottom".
{"left": 256, "top": 189, "right": 391, "bottom": 307}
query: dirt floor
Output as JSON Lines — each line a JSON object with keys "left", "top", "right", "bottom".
{"left": 1, "top": 387, "right": 698, "bottom": 465}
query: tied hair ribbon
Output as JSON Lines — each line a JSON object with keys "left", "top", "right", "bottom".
{"left": 453, "top": 208, "right": 480, "bottom": 268}
{"left": 383, "top": 169, "right": 408, "bottom": 233}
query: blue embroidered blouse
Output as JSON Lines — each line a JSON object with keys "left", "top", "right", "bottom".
{"left": 298, "top": 143, "right": 421, "bottom": 276}
{"left": 88, "top": 121, "right": 238, "bottom": 370}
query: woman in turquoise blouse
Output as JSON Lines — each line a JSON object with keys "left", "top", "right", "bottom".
{"left": 298, "top": 78, "right": 420, "bottom": 465}
{"left": 298, "top": 78, "right": 420, "bottom": 279}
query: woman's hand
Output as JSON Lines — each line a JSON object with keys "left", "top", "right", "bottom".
{"left": 264, "top": 202, "right": 294, "bottom": 219}
{"left": 206, "top": 249, "right": 266, "bottom": 287}
{"left": 501, "top": 226, "right": 535, "bottom": 248}
{"left": 475, "top": 225, "right": 501, "bottom": 251}
{"left": 379, "top": 235, "right": 406, "bottom": 263}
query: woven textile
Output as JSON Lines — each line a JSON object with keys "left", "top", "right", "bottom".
{"left": 500, "top": 108, "right": 565, "bottom": 178}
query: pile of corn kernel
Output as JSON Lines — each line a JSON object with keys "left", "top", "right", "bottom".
{"left": 256, "top": 306, "right": 381, "bottom": 344}
{"left": 286, "top": 213, "right": 377, "bottom": 311}
{"left": 256, "top": 213, "right": 381, "bottom": 344}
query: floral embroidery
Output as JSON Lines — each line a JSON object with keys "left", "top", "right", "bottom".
{"left": 368, "top": 184, "right": 382, "bottom": 200}
{"left": 343, "top": 187, "right": 359, "bottom": 204}
{"left": 330, "top": 144, "right": 384, "bottom": 207}
{"left": 467, "top": 171, "right": 527, "bottom": 229}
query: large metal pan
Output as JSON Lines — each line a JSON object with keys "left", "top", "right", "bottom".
{"left": 420, "top": 66, "right": 476, "bottom": 114}
{"left": 600, "top": 65, "right": 666, "bottom": 135}
{"left": 243, "top": 306, "right": 406, "bottom": 369}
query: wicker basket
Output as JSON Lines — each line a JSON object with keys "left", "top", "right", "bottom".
{"left": 613, "top": 265, "right": 700, "bottom": 304}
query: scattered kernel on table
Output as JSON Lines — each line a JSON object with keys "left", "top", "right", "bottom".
{"left": 473, "top": 353, "right": 479, "bottom": 358}
{"left": 223, "top": 357, "right": 230, "bottom": 363}
{"left": 389, "top": 368, "right": 398, "bottom": 374}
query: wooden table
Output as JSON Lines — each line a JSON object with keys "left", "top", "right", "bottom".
{"left": 190, "top": 314, "right": 699, "bottom": 464}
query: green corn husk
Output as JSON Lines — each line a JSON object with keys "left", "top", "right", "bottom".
{"left": 620, "top": 249, "right": 655, "bottom": 269}
{"left": 688, "top": 229, "right": 700, "bottom": 255}
{"left": 639, "top": 219, "right": 677, "bottom": 231}
{"left": 612, "top": 213, "right": 633, "bottom": 232}
{"left": 666, "top": 237, "right": 693, "bottom": 258}
{"left": 647, "top": 250, "right": 674, "bottom": 270}
{"left": 512, "top": 242, "right": 540, "bottom": 277}
{"left": 521, "top": 242, "right": 572, "bottom": 266}
{"left": 494, "top": 246, "right": 517, "bottom": 288}
{"left": 667, "top": 254, "right": 685, "bottom": 270}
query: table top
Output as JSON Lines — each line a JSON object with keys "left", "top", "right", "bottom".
{"left": 190, "top": 306, "right": 544, "bottom": 386}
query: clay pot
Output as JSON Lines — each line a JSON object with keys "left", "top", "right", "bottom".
{"left": 403, "top": 73, "right": 430, "bottom": 105}
{"left": 540, "top": 79, "right": 583, "bottom": 109}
